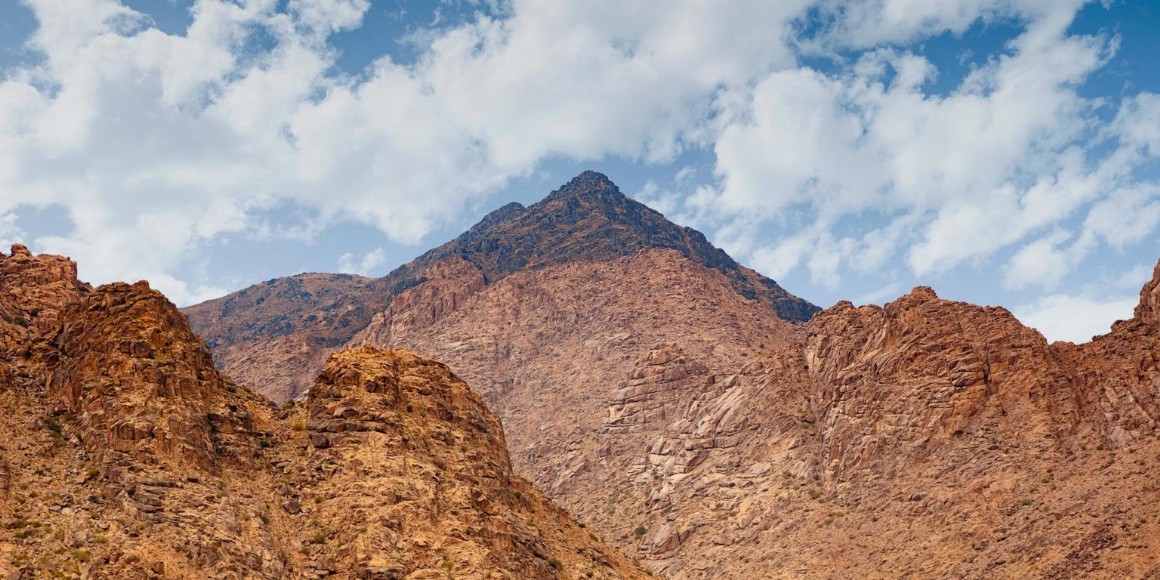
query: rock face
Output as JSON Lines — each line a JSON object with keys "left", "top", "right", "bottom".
{"left": 0, "top": 246, "right": 647, "bottom": 579}
{"left": 182, "top": 273, "right": 397, "bottom": 404}
{"left": 293, "top": 347, "right": 641, "bottom": 578}
{"left": 185, "top": 170, "right": 819, "bottom": 402}
{"left": 182, "top": 171, "right": 1160, "bottom": 578}
{"left": 353, "top": 258, "right": 1160, "bottom": 578}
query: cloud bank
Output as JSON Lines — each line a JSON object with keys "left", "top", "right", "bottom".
{"left": 0, "top": 0, "right": 1156, "bottom": 343}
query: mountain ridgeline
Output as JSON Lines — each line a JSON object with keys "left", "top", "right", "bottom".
{"left": 421, "top": 171, "right": 818, "bottom": 323}
{"left": 184, "top": 171, "right": 819, "bottom": 402}
{"left": 7, "top": 167, "right": 1160, "bottom": 578}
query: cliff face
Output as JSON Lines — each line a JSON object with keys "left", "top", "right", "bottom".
{"left": 0, "top": 246, "right": 647, "bottom": 579}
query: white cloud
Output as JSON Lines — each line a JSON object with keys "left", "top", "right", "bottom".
{"left": 0, "top": 0, "right": 824, "bottom": 304}
{"left": 1114, "top": 263, "right": 1155, "bottom": 290}
{"left": 288, "top": 0, "right": 369, "bottom": 35}
{"left": 805, "top": 0, "right": 1081, "bottom": 50}
{"left": 1002, "top": 229, "right": 1072, "bottom": 290}
{"left": 0, "top": 0, "right": 1155, "bottom": 319}
{"left": 695, "top": 1, "right": 1160, "bottom": 295}
{"left": 337, "top": 247, "right": 386, "bottom": 276}
{"left": 1112, "top": 93, "right": 1160, "bottom": 156}
{"left": 1013, "top": 293, "right": 1137, "bottom": 343}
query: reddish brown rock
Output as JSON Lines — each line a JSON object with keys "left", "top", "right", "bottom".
{"left": 44, "top": 281, "right": 260, "bottom": 471}
{"left": 178, "top": 170, "right": 1160, "bottom": 578}
{"left": 292, "top": 347, "right": 645, "bottom": 578}
{"left": 0, "top": 248, "right": 647, "bottom": 580}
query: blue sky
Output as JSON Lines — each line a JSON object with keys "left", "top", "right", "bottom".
{"left": 0, "top": 0, "right": 1158, "bottom": 343}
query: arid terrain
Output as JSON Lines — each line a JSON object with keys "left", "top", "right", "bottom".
{"left": 0, "top": 244, "right": 648, "bottom": 579}
{"left": 183, "top": 172, "right": 1160, "bottom": 578}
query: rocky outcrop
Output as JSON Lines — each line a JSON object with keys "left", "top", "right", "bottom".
{"left": 44, "top": 281, "right": 261, "bottom": 471}
{"left": 287, "top": 347, "right": 644, "bottom": 578}
{"left": 604, "top": 344, "right": 710, "bottom": 434}
{"left": 183, "top": 272, "right": 398, "bottom": 403}
{"left": 0, "top": 243, "right": 90, "bottom": 334}
{"left": 801, "top": 288, "right": 1072, "bottom": 480}
{"left": 0, "top": 248, "right": 647, "bottom": 580}
{"left": 1133, "top": 259, "right": 1160, "bottom": 326}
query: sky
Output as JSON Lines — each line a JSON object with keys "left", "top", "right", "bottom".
{"left": 0, "top": 0, "right": 1158, "bottom": 343}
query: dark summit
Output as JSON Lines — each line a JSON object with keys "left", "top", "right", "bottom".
{"left": 185, "top": 171, "right": 819, "bottom": 371}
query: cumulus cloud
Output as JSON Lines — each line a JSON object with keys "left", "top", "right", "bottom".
{"left": 1013, "top": 293, "right": 1138, "bottom": 343}
{"left": 691, "top": 1, "right": 1160, "bottom": 298}
{"left": 1002, "top": 230, "right": 1072, "bottom": 290}
{"left": 0, "top": 0, "right": 820, "bottom": 304}
{"left": 803, "top": 0, "right": 1083, "bottom": 50}
{"left": 0, "top": 0, "right": 1156, "bottom": 329}
{"left": 337, "top": 247, "right": 386, "bottom": 276}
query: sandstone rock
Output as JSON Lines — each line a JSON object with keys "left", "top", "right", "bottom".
{"left": 0, "top": 247, "right": 646, "bottom": 580}
{"left": 648, "top": 521, "right": 682, "bottom": 554}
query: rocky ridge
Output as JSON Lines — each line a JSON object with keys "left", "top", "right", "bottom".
{"left": 364, "top": 251, "right": 1160, "bottom": 578}
{"left": 0, "top": 246, "right": 647, "bottom": 579}
{"left": 185, "top": 171, "right": 818, "bottom": 402}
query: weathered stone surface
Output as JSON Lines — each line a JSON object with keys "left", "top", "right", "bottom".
{"left": 351, "top": 246, "right": 1160, "bottom": 579}
{"left": 0, "top": 248, "right": 647, "bottom": 580}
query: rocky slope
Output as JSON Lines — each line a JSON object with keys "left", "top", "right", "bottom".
{"left": 364, "top": 253, "right": 1160, "bottom": 579}
{"left": 184, "top": 170, "right": 1160, "bottom": 578}
{"left": 0, "top": 245, "right": 647, "bottom": 579}
{"left": 185, "top": 171, "right": 818, "bottom": 402}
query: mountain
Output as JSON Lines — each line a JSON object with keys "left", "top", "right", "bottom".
{"left": 184, "top": 170, "right": 818, "bottom": 403}
{"left": 183, "top": 171, "right": 1160, "bottom": 577}
{"left": 0, "top": 245, "right": 647, "bottom": 579}
{"left": 359, "top": 252, "right": 1160, "bottom": 578}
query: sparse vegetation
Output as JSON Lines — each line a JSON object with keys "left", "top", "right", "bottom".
{"left": 44, "top": 416, "right": 63, "bottom": 438}
{"left": 634, "top": 526, "right": 646, "bottom": 538}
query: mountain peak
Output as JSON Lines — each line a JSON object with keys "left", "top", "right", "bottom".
{"left": 547, "top": 170, "right": 622, "bottom": 201}
{"left": 420, "top": 171, "right": 819, "bottom": 322}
